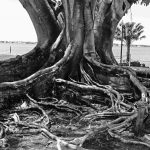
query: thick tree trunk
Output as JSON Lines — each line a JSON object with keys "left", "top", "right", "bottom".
{"left": 94, "top": 0, "right": 131, "bottom": 64}
{"left": 60, "top": 0, "right": 84, "bottom": 79}
{"left": 0, "top": 0, "right": 60, "bottom": 83}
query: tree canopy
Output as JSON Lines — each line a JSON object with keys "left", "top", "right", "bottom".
{"left": 115, "top": 22, "right": 146, "bottom": 43}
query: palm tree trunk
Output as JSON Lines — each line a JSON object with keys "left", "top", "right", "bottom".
{"left": 126, "top": 40, "right": 131, "bottom": 66}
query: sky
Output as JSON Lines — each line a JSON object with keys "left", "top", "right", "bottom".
{"left": 122, "top": 4, "right": 150, "bottom": 45}
{"left": 0, "top": 1, "right": 150, "bottom": 45}
{"left": 0, "top": 0, "right": 37, "bottom": 42}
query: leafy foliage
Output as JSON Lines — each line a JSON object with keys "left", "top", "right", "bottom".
{"left": 132, "top": 0, "right": 150, "bottom": 5}
{"left": 140, "top": 0, "right": 150, "bottom": 5}
{"left": 114, "top": 22, "right": 146, "bottom": 45}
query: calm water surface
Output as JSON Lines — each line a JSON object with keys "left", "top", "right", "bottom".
{"left": 0, "top": 43, "right": 150, "bottom": 67}
{"left": 113, "top": 45, "right": 150, "bottom": 67}
{"left": 0, "top": 43, "right": 36, "bottom": 55}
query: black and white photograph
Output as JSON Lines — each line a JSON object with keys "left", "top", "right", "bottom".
{"left": 0, "top": 0, "right": 150, "bottom": 149}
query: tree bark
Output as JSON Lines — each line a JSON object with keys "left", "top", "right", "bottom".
{"left": 60, "top": 0, "right": 85, "bottom": 79}
{"left": 94, "top": 0, "right": 131, "bottom": 64}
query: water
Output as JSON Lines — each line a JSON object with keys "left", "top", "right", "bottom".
{"left": 113, "top": 45, "right": 150, "bottom": 67}
{"left": 0, "top": 43, "right": 36, "bottom": 55}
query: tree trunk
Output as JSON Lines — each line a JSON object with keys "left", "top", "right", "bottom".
{"left": 94, "top": 0, "right": 131, "bottom": 64}
{"left": 59, "top": 0, "right": 85, "bottom": 79}
{"left": 0, "top": 0, "right": 60, "bottom": 83}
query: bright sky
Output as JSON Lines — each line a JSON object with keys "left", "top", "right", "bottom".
{"left": 121, "top": 4, "right": 150, "bottom": 45}
{"left": 0, "top": 1, "right": 150, "bottom": 45}
{"left": 0, "top": 0, "right": 37, "bottom": 42}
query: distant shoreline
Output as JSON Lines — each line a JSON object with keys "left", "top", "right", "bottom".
{"left": 0, "top": 41, "right": 149, "bottom": 47}
{"left": 113, "top": 43, "right": 150, "bottom": 48}
{"left": 0, "top": 41, "right": 37, "bottom": 44}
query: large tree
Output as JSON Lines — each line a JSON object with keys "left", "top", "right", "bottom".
{"left": 0, "top": 0, "right": 150, "bottom": 149}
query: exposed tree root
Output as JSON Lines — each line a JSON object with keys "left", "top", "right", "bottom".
{"left": 26, "top": 93, "right": 81, "bottom": 117}
{"left": 85, "top": 57, "right": 148, "bottom": 101}
{"left": 1, "top": 74, "right": 150, "bottom": 149}
{"left": 40, "top": 128, "right": 88, "bottom": 150}
{"left": 0, "top": 42, "right": 73, "bottom": 102}
{"left": 132, "top": 67, "right": 150, "bottom": 78}
{"left": 1, "top": 52, "right": 150, "bottom": 149}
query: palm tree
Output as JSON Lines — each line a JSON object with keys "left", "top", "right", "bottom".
{"left": 114, "top": 22, "right": 146, "bottom": 65}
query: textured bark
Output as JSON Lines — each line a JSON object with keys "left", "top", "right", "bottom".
{"left": 94, "top": 0, "right": 131, "bottom": 64}
{"left": 60, "top": 0, "right": 84, "bottom": 79}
